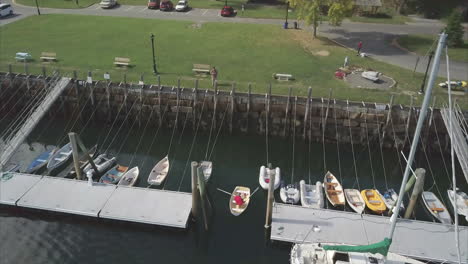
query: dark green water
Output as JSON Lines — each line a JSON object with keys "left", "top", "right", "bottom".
{"left": 1, "top": 114, "right": 466, "bottom": 264}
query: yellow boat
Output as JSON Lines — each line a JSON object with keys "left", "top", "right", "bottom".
{"left": 361, "top": 189, "right": 387, "bottom": 214}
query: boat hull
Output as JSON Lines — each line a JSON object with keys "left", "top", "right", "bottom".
{"left": 280, "top": 183, "right": 300, "bottom": 204}
{"left": 361, "top": 189, "right": 387, "bottom": 214}
{"left": 299, "top": 180, "right": 324, "bottom": 209}
{"left": 344, "top": 189, "right": 365, "bottom": 214}
{"left": 323, "top": 171, "right": 345, "bottom": 207}
{"left": 421, "top": 191, "right": 452, "bottom": 224}
{"left": 229, "top": 186, "right": 250, "bottom": 216}
{"left": 259, "top": 165, "right": 280, "bottom": 190}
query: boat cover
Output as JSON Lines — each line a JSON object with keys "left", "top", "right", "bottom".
{"left": 323, "top": 238, "right": 392, "bottom": 256}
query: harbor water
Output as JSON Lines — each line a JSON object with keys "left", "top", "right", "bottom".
{"left": 1, "top": 117, "right": 466, "bottom": 264}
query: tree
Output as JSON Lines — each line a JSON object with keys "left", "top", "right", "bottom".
{"left": 445, "top": 10, "right": 464, "bottom": 47}
{"left": 327, "top": 0, "right": 353, "bottom": 26}
{"left": 290, "top": 0, "right": 321, "bottom": 37}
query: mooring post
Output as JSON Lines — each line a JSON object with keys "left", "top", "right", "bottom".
{"left": 106, "top": 78, "right": 111, "bottom": 122}
{"left": 247, "top": 83, "right": 251, "bottom": 133}
{"left": 303, "top": 87, "right": 312, "bottom": 139}
{"left": 382, "top": 94, "right": 394, "bottom": 141}
{"left": 229, "top": 83, "right": 236, "bottom": 134}
{"left": 69, "top": 132, "right": 83, "bottom": 180}
{"left": 404, "top": 168, "right": 426, "bottom": 219}
{"left": 283, "top": 87, "right": 291, "bottom": 138}
{"left": 404, "top": 96, "right": 414, "bottom": 146}
{"left": 213, "top": 81, "right": 218, "bottom": 130}
{"left": 428, "top": 96, "right": 436, "bottom": 128}
{"left": 265, "top": 167, "right": 276, "bottom": 229}
{"left": 157, "top": 76, "right": 162, "bottom": 127}
{"left": 324, "top": 88, "right": 332, "bottom": 128}
{"left": 191, "top": 161, "right": 200, "bottom": 220}
{"left": 193, "top": 79, "right": 198, "bottom": 130}
{"left": 197, "top": 166, "right": 210, "bottom": 231}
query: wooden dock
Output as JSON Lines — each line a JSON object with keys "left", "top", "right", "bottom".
{"left": 0, "top": 173, "right": 192, "bottom": 229}
{"left": 271, "top": 203, "right": 467, "bottom": 264}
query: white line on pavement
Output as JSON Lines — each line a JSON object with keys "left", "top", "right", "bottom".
{"left": 95, "top": 6, "right": 100, "bottom": 9}
{"left": 201, "top": 9, "right": 208, "bottom": 16}
{"left": 125, "top": 6, "right": 134, "bottom": 11}
{"left": 139, "top": 7, "right": 148, "bottom": 12}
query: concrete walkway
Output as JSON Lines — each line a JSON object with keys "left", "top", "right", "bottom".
{"left": 1, "top": 0, "right": 467, "bottom": 80}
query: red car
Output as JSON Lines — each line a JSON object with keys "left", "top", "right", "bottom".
{"left": 160, "top": 0, "right": 173, "bottom": 11}
{"left": 220, "top": 6, "right": 235, "bottom": 17}
{"left": 147, "top": 0, "right": 160, "bottom": 9}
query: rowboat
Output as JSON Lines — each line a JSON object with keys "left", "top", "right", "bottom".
{"left": 99, "top": 164, "right": 129, "bottom": 184}
{"left": 66, "top": 145, "right": 98, "bottom": 178}
{"left": 280, "top": 182, "right": 300, "bottom": 204}
{"left": 344, "top": 189, "right": 365, "bottom": 214}
{"left": 421, "top": 191, "right": 452, "bottom": 224}
{"left": 199, "top": 160, "right": 213, "bottom": 182}
{"left": 290, "top": 243, "right": 425, "bottom": 264}
{"left": 259, "top": 165, "right": 281, "bottom": 190}
{"left": 447, "top": 190, "right": 468, "bottom": 222}
{"left": 379, "top": 188, "right": 404, "bottom": 214}
{"left": 361, "top": 189, "right": 387, "bottom": 214}
{"left": 83, "top": 154, "right": 116, "bottom": 176}
{"left": 147, "top": 156, "right": 169, "bottom": 186}
{"left": 229, "top": 186, "right": 250, "bottom": 216}
{"left": 118, "top": 166, "right": 139, "bottom": 186}
{"left": 25, "top": 148, "right": 56, "bottom": 174}
{"left": 323, "top": 171, "right": 345, "bottom": 207}
{"left": 299, "top": 180, "right": 324, "bottom": 209}
{"left": 47, "top": 143, "right": 73, "bottom": 171}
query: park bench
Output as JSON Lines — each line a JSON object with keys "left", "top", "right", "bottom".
{"left": 114, "top": 57, "right": 131, "bottom": 67}
{"left": 192, "top": 64, "right": 211, "bottom": 75}
{"left": 273, "top": 73, "right": 293, "bottom": 81}
{"left": 40, "top": 52, "right": 57, "bottom": 62}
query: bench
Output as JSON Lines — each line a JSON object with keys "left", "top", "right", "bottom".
{"left": 273, "top": 73, "right": 293, "bottom": 81}
{"left": 114, "top": 57, "right": 131, "bottom": 67}
{"left": 192, "top": 64, "right": 210, "bottom": 75}
{"left": 40, "top": 52, "right": 57, "bottom": 62}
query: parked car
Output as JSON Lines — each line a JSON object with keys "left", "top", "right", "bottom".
{"left": 99, "top": 0, "right": 117, "bottom": 9}
{"left": 147, "top": 0, "right": 160, "bottom": 9}
{"left": 175, "top": 0, "right": 189, "bottom": 12}
{"left": 159, "top": 0, "right": 173, "bottom": 11}
{"left": 0, "top": 3, "right": 13, "bottom": 17}
{"left": 220, "top": 6, "right": 235, "bottom": 17}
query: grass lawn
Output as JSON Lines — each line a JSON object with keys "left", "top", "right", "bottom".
{"left": 16, "top": 0, "right": 97, "bottom": 9}
{"left": 349, "top": 15, "right": 412, "bottom": 24}
{"left": 0, "top": 14, "right": 465, "bottom": 107}
{"left": 397, "top": 34, "right": 468, "bottom": 63}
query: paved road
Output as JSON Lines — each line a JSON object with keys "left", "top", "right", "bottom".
{"left": 1, "top": 0, "right": 467, "bottom": 80}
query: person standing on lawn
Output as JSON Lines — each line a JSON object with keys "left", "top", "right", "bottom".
{"left": 357, "top": 41, "right": 363, "bottom": 55}
{"left": 210, "top": 66, "right": 218, "bottom": 87}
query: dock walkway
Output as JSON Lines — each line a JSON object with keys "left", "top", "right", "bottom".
{"left": 271, "top": 203, "right": 467, "bottom": 264}
{"left": 0, "top": 173, "right": 192, "bottom": 229}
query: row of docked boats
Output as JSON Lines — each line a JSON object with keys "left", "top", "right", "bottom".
{"left": 258, "top": 164, "right": 468, "bottom": 223}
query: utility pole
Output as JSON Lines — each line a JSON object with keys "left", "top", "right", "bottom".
{"left": 284, "top": 2, "right": 289, "bottom": 29}
{"left": 419, "top": 51, "right": 434, "bottom": 94}
{"left": 35, "top": 0, "right": 41, "bottom": 15}
{"left": 150, "top": 33, "right": 157, "bottom": 74}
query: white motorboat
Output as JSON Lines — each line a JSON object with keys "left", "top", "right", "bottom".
{"left": 280, "top": 182, "right": 300, "bottom": 204}
{"left": 299, "top": 180, "right": 324, "bottom": 209}
{"left": 259, "top": 165, "right": 281, "bottom": 190}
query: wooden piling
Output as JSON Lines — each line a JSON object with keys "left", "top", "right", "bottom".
{"left": 283, "top": 87, "right": 291, "bottom": 137}
{"left": 404, "top": 96, "right": 414, "bottom": 146}
{"left": 323, "top": 88, "right": 332, "bottom": 127}
{"left": 69, "top": 133, "right": 83, "bottom": 180}
{"left": 382, "top": 95, "right": 394, "bottom": 141}
{"left": 265, "top": 166, "right": 276, "bottom": 229}
{"left": 157, "top": 77, "right": 162, "bottom": 127}
{"left": 303, "top": 87, "right": 312, "bottom": 139}
{"left": 191, "top": 161, "right": 199, "bottom": 220}
{"left": 404, "top": 168, "right": 426, "bottom": 219}
{"left": 193, "top": 80, "right": 198, "bottom": 130}
{"left": 197, "top": 166, "right": 209, "bottom": 231}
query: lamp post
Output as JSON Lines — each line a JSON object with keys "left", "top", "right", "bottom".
{"left": 284, "top": 2, "right": 289, "bottom": 29}
{"left": 35, "top": 0, "right": 41, "bottom": 15}
{"left": 419, "top": 51, "right": 434, "bottom": 94}
{"left": 150, "top": 33, "right": 157, "bottom": 75}
{"left": 224, "top": 0, "right": 227, "bottom": 6}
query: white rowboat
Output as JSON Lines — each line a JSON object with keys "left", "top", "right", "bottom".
{"left": 421, "top": 191, "right": 452, "bottom": 224}
{"left": 148, "top": 156, "right": 169, "bottom": 186}
{"left": 118, "top": 166, "right": 139, "bottom": 186}
{"left": 344, "top": 188, "right": 365, "bottom": 214}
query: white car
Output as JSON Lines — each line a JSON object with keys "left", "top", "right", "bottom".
{"left": 99, "top": 0, "right": 117, "bottom": 9}
{"left": 175, "top": 0, "right": 188, "bottom": 12}
{"left": 0, "top": 3, "right": 13, "bottom": 18}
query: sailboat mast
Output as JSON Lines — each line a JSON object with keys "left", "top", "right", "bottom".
{"left": 387, "top": 33, "right": 447, "bottom": 239}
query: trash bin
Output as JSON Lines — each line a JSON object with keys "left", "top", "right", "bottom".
{"left": 283, "top": 22, "right": 288, "bottom": 29}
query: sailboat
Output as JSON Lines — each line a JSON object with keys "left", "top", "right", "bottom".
{"left": 290, "top": 242, "right": 425, "bottom": 264}
{"left": 323, "top": 171, "right": 345, "bottom": 207}
{"left": 259, "top": 165, "right": 281, "bottom": 190}
{"left": 199, "top": 160, "right": 213, "bottom": 182}
{"left": 344, "top": 189, "right": 365, "bottom": 214}
{"left": 299, "top": 180, "right": 324, "bottom": 209}
{"left": 280, "top": 181, "right": 301, "bottom": 204}
{"left": 447, "top": 190, "right": 468, "bottom": 222}
{"left": 25, "top": 148, "right": 56, "bottom": 174}
{"left": 147, "top": 155, "right": 169, "bottom": 186}
{"left": 82, "top": 154, "right": 116, "bottom": 176}
{"left": 421, "top": 191, "right": 452, "bottom": 224}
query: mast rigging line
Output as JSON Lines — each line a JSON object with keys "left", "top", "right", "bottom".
{"left": 0, "top": 80, "right": 36, "bottom": 125}
{"left": 128, "top": 106, "right": 156, "bottom": 167}
{"left": 333, "top": 100, "right": 343, "bottom": 187}
{"left": 364, "top": 112, "right": 376, "bottom": 188}
{"left": 116, "top": 106, "right": 141, "bottom": 159}
{"left": 140, "top": 105, "right": 169, "bottom": 170}
{"left": 207, "top": 98, "right": 231, "bottom": 161}
{"left": 178, "top": 91, "right": 208, "bottom": 192}
{"left": 291, "top": 96, "right": 297, "bottom": 183}
{"left": 346, "top": 101, "right": 361, "bottom": 191}
{"left": 374, "top": 107, "right": 389, "bottom": 190}
{"left": 205, "top": 92, "right": 217, "bottom": 161}
{"left": 431, "top": 110, "right": 452, "bottom": 185}
{"left": 308, "top": 97, "right": 313, "bottom": 185}
{"left": 321, "top": 98, "right": 326, "bottom": 173}
{"left": 98, "top": 98, "right": 127, "bottom": 154}
{"left": 167, "top": 89, "right": 181, "bottom": 157}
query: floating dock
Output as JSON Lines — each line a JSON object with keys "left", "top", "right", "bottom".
{"left": 0, "top": 173, "right": 192, "bottom": 229}
{"left": 271, "top": 203, "right": 467, "bottom": 264}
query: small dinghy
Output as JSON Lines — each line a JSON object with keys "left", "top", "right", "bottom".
{"left": 379, "top": 188, "right": 404, "bottom": 214}
{"left": 83, "top": 154, "right": 116, "bottom": 176}
{"left": 229, "top": 186, "right": 250, "bottom": 216}
{"left": 118, "top": 166, "right": 139, "bottom": 186}
{"left": 323, "top": 171, "right": 345, "bottom": 207}
{"left": 148, "top": 156, "right": 169, "bottom": 186}
{"left": 299, "top": 180, "right": 324, "bottom": 209}
{"left": 47, "top": 143, "right": 73, "bottom": 171}
{"left": 25, "top": 148, "right": 56, "bottom": 174}
{"left": 422, "top": 191, "right": 452, "bottom": 224}
{"left": 280, "top": 182, "right": 300, "bottom": 204}
{"left": 99, "top": 164, "right": 129, "bottom": 184}
{"left": 199, "top": 160, "right": 213, "bottom": 182}
{"left": 361, "top": 189, "right": 387, "bottom": 214}
{"left": 259, "top": 165, "right": 281, "bottom": 190}
{"left": 344, "top": 189, "right": 365, "bottom": 214}
{"left": 447, "top": 190, "right": 468, "bottom": 222}
{"left": 67, "top": 145, "right": 98, "bottom": 178}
